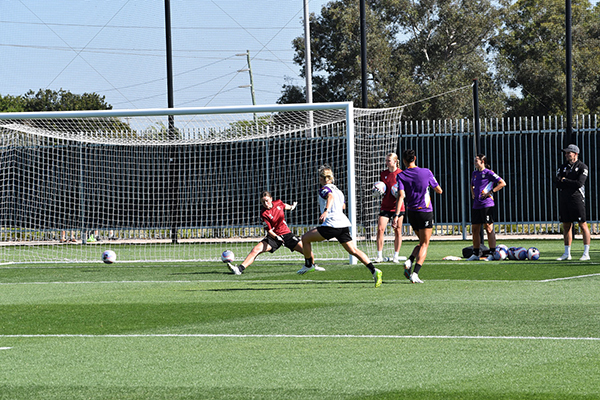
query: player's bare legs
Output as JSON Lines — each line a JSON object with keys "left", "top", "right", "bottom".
{"left": 341, "top": 240, "right": 371, "bottom": 265}
{"left": 376, "top": 215, "right": 389, "bottom": 256}
{"left": 562, "top": 222, "right": 573, "bottom": 246}
{"left": 472, "top": 224, "right": 482, "bottom": 249}
{"left": 393, "top": 215, "right": 403, "bottom": 255}
{"left": 240, "top": 242, "right": 270, "bottom": 269}
{"left": 293, "top": 242, "right": 314, "bottom": 260}
{"left": 484, "top": 222, "right": 496, "bottom": 249}
{"left": 301, "top": 228, "right": 325, "bottom": 265}
{"left": 414, "top": 228, "right": 432, "bottom": 266}
{"left": 580, "top": 222, "right": 591, "bottom": 246}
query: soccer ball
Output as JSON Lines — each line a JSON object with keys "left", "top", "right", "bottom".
{"left": 527, "top": 247, "right": 540, "bottom": 261}
{"left": 391, "top": 182, "right": 400, "bottom": 198}
{"left": 102, "top": 250, "right": 117, "bottom": 264}
{"left": 507, "top": 247, "right": 518, "bottom": 260}
{"left": 497, "top": 244, "right": 509, "bottom": 252}
{"left": 372, "top": 181, "right": 386, "bottom": 197}
{"left": 493, "top": 248, "right": 507, "bottom": 260}
{"left": 515, "top": 247, "right": 528, "bottom": 260}
{"left": 221, "top": 250, "right": 235, "bottom": 263}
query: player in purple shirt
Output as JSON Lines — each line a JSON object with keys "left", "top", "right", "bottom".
{"left": 392, "top": 149, "right": 443, "bottom": 283}
{"left": 468, "top": 154, "right": 506, "bottom": 261}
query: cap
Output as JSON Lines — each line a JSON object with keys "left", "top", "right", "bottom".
{"left": 562, "top": 144, "right": 579, "bottom": 154}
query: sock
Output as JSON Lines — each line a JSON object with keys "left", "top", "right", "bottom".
{"left": 377, "top": 250, "right": 383, "bottom": 259}
{"left": 394, "top": 251, "right": 399, "bottom": 258}
{"left": 473, "top": 248, "right": 480, "bottom": 257}
{"left": 489, "top": 247, "right": 496, "bottom": 255}
{"left": 239, "top": 265, "right": 246, "bottom": 272}
{"left": 413, "top": 263, "right": 422, "bottom": 274}
{"left": 565, "top": 245, "right": 571, "bottom": 255}
{"left": 305, "top": 258, "right": 313, "bottom": 267}
{"left": 583, "top": 245, "right": 590, "bottom": 256}
{"left": 366, "top": 262, "right": 376, "bottom": 274}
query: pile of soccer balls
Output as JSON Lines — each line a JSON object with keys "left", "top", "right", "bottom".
{"left": 493, "top": 244, "right": 540, "bottom": 261}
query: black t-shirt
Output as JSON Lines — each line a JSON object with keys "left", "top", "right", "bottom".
{"left": 555, "top": 159, "right": 588, "bottom": 200}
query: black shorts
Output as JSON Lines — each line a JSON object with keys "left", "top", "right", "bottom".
{"left": 317, "top": 226, "right": 353, "bottom": 244}
{"left": 472, "top": 207, "right": 495, "bottom": 225}
{"left": 261, "top": 232, "right": 301, "bottom": 253}
{"left": 379, "top": 210, "right": 405, "bottom": 219}
{"left": 406, "top": 210, "right": 434, "bottom": 231}
{"left": 559, "top": 198, "right": 587, "bottom": 223}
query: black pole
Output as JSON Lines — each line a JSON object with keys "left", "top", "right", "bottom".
{"left": 473, "top": 79, "right": 481, "bottom": 155}
{"left": 472, "top": 79, "right": 485, "bottom": 246}
{"left": 165, "top": 0, "right": 178, "bottom": 243}
{"left": 359, "top": 0, "right": 368, "bottom": 108}
{"left": 565, "top": 0, "right": 573, "bottom": 146}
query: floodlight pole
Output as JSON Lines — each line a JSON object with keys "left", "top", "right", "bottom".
{"left": 565, "top": 0, "right": 573, "bottom": 146}
{"left": 473, "top": 79, "right": 481, "bottom": 155}
{"left": 165, "top": 0, "right": 178, "bottom": 243}
{"left": 359, "top": 0, "right": 368, "bottom": 108}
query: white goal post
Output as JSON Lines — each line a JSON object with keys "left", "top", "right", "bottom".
{"left": 0, "top": 102, "right": 403, "bottom": 264}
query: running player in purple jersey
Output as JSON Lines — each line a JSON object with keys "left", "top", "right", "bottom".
{"left": 392, "top": 149, "right": 443, "bottom": 283}
{"left": 467, "top": 154, "right": 506, "bottom": 261}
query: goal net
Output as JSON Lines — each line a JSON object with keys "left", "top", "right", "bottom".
{"left": 0, "top": 103, "right": 402, "bottom": 264}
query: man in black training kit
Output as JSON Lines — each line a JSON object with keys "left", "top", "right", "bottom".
{"left": 554, "top": 144, "right": 591, "bottom": 261}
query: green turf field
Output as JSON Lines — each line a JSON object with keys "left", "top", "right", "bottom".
{"left": 1, "top": 239, "right": 598, "bottom": 399}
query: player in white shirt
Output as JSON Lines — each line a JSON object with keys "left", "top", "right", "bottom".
{"left": 298, "top": 166, "right": 382, "bottom": 287}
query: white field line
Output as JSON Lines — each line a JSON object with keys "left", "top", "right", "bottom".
{"left": 0, "top": 334, "right": 598, "bottom": 341}
{"left": 0, "top": 347, "right": 13, "bottom": 350}
{"left": 1, "top": 274, "right": 600, "bottom": 286}
{"left": 538, "top": 273, "right": 600, "bottom": 282}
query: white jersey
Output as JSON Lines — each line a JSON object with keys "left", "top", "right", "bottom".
{"left": 318, "top": 183, "right": 351, "bottom": 228}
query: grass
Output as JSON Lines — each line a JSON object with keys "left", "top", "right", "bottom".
{"left": 0, "top": 239, "right": 599, "bottom": 399}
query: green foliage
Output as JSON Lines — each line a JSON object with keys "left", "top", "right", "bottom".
{"left": 492, "top": 0, "right": 600, "bottom": 116}
{"left": 282, "top": 0, "right": 600, "bottom": 119}
{"left": 1, "top": 89, "right": 132, "bottom": 134}
{"left": 283, "top": 0, "right": 507, "bottom": 119}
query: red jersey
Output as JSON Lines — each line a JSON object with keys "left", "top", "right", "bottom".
{"left": 260, "top": 199, "right": 291, "bottom": 236}
{"left": 380, "top": 168, "right": 405, "bottom": 212}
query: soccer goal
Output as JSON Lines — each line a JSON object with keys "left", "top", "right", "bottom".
{"left": 0, "top": 102, "right": 402, "bottom": 264}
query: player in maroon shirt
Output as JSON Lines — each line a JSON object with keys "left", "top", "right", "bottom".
{"left": 227, "top": 191, "right": 324, "bottom": 275}
{"left": 374, "top": 153, "right": 406, "bottom": 263}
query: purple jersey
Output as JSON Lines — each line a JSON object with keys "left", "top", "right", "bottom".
{"left": 471, "top": 168, "right": 502, "bottom": 209}
{"left": 396, "top": 167, "right": 439, "bottom": 212}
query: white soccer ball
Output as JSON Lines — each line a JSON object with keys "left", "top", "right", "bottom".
{"left": 221, "top": 250, "right": 235, "bottom": 263}
{"left": 391, "top": 182, "right": 400, "bottom": 198}
{"left": 102, "top": 250, "right": 116, "bottom": 264}
{"left": 515, "top": 247, "right": 528, "bottom": 260}
{"left": 527, "top": 247, "right": 540, "bottom": 261}
{"left": 372, "top": 181, "right": 386, "bottom": 197}
{"left": 493, "top": 248, "right": 507, "bottom": 260}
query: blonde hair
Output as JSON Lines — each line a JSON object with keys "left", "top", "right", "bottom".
{"left": 318, "top": 165, "right": 335, "bottom": 183}
{"left": 387, "top": 152, "right": 399, "bottom": 167}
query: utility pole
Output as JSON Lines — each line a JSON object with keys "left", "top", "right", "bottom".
{"left": 237, "top": 50, "right": 256, "bottom": 105}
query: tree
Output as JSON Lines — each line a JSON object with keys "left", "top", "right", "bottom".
{"left": 491, "top": 0, "right": 600, "bottom": 116}
{"left": 280, "top": 0, "right": 507, "bottom": 120}
{"left": 1, "top": 89, "right": 131, "bottom": 133}
{"left": 22, "top": 89, "right": 112, "bottom": 112}
{"left": 0, "top": 94, "right": 26, "bottom": 112}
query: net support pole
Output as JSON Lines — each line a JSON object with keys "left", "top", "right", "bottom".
{"left": 346, "top": 102, "right": 357, "bottom": 265}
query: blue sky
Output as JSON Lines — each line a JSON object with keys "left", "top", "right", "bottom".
{"left": 2, "top": 1, "right": 598, "bottom": 111}
{"left": 1, "top": 0, "right": 331, "bottom": 110}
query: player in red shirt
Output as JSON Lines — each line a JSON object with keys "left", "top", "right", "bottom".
{"left": 373, "top": 153, "right": 406, "bottom": 263}
{"left": 227, "top": 191, "right": 324, "bottom": 275}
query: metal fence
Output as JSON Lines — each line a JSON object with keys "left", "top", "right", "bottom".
{"left": 393, "top": 114, "right": 599, "bottom": 238}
